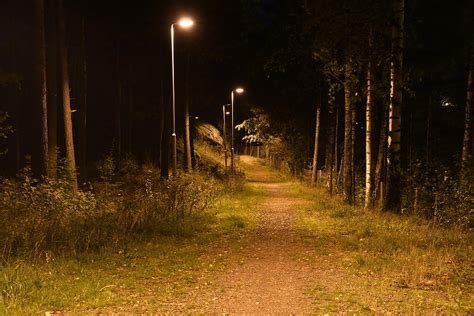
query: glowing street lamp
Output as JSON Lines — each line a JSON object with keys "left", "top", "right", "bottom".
{"left": 231, "top": 87, "right": 244, "bottom": 174}
{"left": 170, "top": 17, "right": 194, "bottom": 176}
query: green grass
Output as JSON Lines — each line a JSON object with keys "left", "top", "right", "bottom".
{"left": 291, "top": 182, "right": 473, "bottom": 314}
{"left": 0, "top": 183, "right": 266, "bottom": 315}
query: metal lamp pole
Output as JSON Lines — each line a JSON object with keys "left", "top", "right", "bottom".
{"left": 170, "top": 23, "right": 177, "bottom": 176}
{"left": 170, "top": 18, "right": 193, "bottom": 176}
{"left": 230, "top": 88, "right": 244, "bottom": 175}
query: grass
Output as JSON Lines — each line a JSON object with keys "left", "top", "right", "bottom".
{"left": 291, "top": 183, "right": 473, "bottom": 314}
{"left": 0, "top": 183, "right": 266, "bottom": 315}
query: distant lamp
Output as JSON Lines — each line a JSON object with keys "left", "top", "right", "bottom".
{"left": 235, "top": 87, "right": 245, "bottom": 94}
{"left": 178, "top": 18, "right": 194, "bottom": 28}
{"left": 225, "top": 111, "right": 231, "bottom": 115}
{"left": 194, "top": 116, "right": 199, "bottom": 120}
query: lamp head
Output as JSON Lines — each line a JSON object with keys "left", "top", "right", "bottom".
{"left": 235, "top": 88, "right": 244, "bottom": 94}
{"left": 177, "top": 18, "right": 194, "bottom": 28}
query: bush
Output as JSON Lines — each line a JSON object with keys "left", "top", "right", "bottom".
{"left": 0, "top": 167, "right": 97, "bottom": 258}
{"left": 404, "top": 160, "right": 473, "bottom": 227}
{"left": 0, "top": 158, "right": 226, "bottom": 260}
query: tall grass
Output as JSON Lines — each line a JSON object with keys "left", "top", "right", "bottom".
{"left": 0, "top": 157, "right": 227, "bottom": 260}
{"left": 293, "top": 184, "right": 473, "bottom": 312}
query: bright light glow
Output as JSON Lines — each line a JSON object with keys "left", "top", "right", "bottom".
{"left": 235, "top": 88, "right": 245, "bottom": 94}
{"left": 177, "top": 18, "right": 194, "bottom": 28}
{"left": 194, "top": 116, "right": 199, "bottom": 120}
{"left": 226, "top": 111, "right": 231, "bottom": 115}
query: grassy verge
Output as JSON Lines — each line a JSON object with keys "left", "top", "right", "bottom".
{"left": 0, "top": 183, "right": 266, "bottom": 315}
{"left": 290, "top": 183, "right": 473, "bottom": 314}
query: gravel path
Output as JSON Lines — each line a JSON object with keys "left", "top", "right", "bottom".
{"left": 189, "top": 156, "right": 316, "bottom": 315}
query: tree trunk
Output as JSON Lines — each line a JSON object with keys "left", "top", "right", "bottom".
{"left": 462, "top": 38, "right": 474, "bottom": 165}
{"left": 160, "top": 95, "right": 171, "bottom": 179}
{"left": 127, "top": 82, "right": 133, "bottom": 154}
{"left": 343, "top": 63, "right": 354, "bottom": 204}
{"left": 365, "top": 60, "right": 374, "bottom": 209}
{"left": 351, "top": 85, "right": 356, "bottom": 205}
{"left": 184, "top": 55, "right": 192, "bottom": 172}
{"left": 58, "top": 0, "right": 77, "bottom": 190}
{"left": 46, "top": 0, "right": 57, "bottom": 179}
{"left": 385, "top": 0, "right": 405, "bottom": 212}
{"left": 115, "top": 41, "right": 122, "bottom": 159}
{"left": 311, "top": 107, "right": 321, "bottom": 185}
{"left": 9, "top": 41, "right": 21, "bottom": 171}
{"left": 334, "top": 98, "right": 339, "bottom": 177}
{"left": 426, "top": 90, "right": 432, "bottom": 163}
{"left": 374, "top": 101, "right": 389, "bottom": 206}
{"left": 77, "top": 16, "right": 88, "bottom": 181}
{"left": 158, "top": 77, "right": 165, "bottom": 167}
{"left": 326, "top": 83, "right": 337, "bottom": 194}
{"left": 33, "top": 0, "right": 49, "bottom": 179}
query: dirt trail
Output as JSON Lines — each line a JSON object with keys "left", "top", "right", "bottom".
{"left": 189, "top": 156, "right": 316, "bottom": 315}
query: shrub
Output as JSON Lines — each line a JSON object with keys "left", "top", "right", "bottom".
{"left": 0, "top": 167, "right": 97, "bottom": 258}
{"left": 404, "top": 160, "right": 473, "bottom": 227}
{"left": 0, "top": 157, "right": 226, "bottom": 260}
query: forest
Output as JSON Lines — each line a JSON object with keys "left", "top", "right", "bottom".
{"left": 0, "top": 0, "right": 472, "bottom": 314}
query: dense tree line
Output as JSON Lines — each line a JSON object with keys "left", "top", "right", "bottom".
{"left": 237, "top": 0, "right": 473, "bottom": 219}
{"left": 0, "top": 0, "right": 472, "bottom": 224}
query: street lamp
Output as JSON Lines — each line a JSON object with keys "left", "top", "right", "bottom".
{"left": 171, "top": 17, "right": 194, "bottom": 176}
{"left": 222, "top": 104, "right": 230, "bottom": 170}
{"left": 231, "top": 87, "right": 244, "bottom": 174}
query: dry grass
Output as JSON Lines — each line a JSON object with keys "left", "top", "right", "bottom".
{"left": 292, "top": 184, "right": 473, "bottom": 313}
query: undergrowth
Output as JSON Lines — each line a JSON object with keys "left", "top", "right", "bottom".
{"left": 0, "top": 155, "right": 244, "bottom": 260}
{"left": 293, "top": 184, "right": 473, "bottom": 313}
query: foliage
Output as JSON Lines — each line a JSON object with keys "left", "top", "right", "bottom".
{"left": 0, "top": 111, "right": 12, "bottom": 155}
{"left": 0, "top": 166, "right": 97, "bottom": 258}
{"left": 236, "top": 107, "right": 271, "bottom": 144}
{"left": 0, "top": 157, "right": 229, "bottom": 260}
{"left": 404, "top": 160, "right": 473, "bottom": 227}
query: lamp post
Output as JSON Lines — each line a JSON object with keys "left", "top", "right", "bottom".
{"left": 222, "top": 104, "right": 230, "bottom": 170}
{"left": 171, "top": 17, "right": 194, "bottom": 176}
{"left": 230, "top": 88, "right": 244, "bottom": 174}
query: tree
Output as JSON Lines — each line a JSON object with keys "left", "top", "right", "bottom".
{"left": 325, "top": 81, "right": 339, "bottom": 194}
{"left": 364, "top": 40, "right": 374, "bottom": 209}
{"left": 33, "top": 0, "right": 49, "bottom": 179}
{"left": 385, "top": 0, "right": 405, "bottom": 212}
{"left": 46, "top": 0, "right": 58, "bottom": 179}
{"left": 311, "top": 106, "right": 321, "bottom": 185}
{"left": 58, "top": 0, "right": 78, "bottom": 190}
{"left": 462, "top": 37, "right": 473, "bottom": 165}
{"left": 0, "top": 111, "right": 13, "bottom": 156}
{"left": 77, "top": 16, "right": 88, "bottom": 180}
{"left": 184, "top": 54, "right": 192, "bottom": 172}
{"left": 115, "top": 41, "right": 122, "bottom": 159}
{"left": 342, "top": 62, "right": 355, "bottom": 204}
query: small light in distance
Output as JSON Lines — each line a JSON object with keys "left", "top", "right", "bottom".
{"left": 225, "top": 111, "right": 231, "bottom": 115}
{"left": 194, "top": 116, "right": 199, "bottom": 120}
{"left": 178, "top": 18, "right": 194, "bottom": 28}
{"left": 235, "top": 88, "right": 244, "bottom": 94}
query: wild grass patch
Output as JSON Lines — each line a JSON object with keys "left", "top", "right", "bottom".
{"left": 0, "top": 173, "right": 265, "bottom": 314}
{"left": 293, "top": 182, "right": 473, "bottom": 313}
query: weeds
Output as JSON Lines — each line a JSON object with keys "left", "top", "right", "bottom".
{"left": 0, "top": 157, "right": 226, "bottom": 260}
{"left": 293, "top": 183, "right": 473, "bottom": 312}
